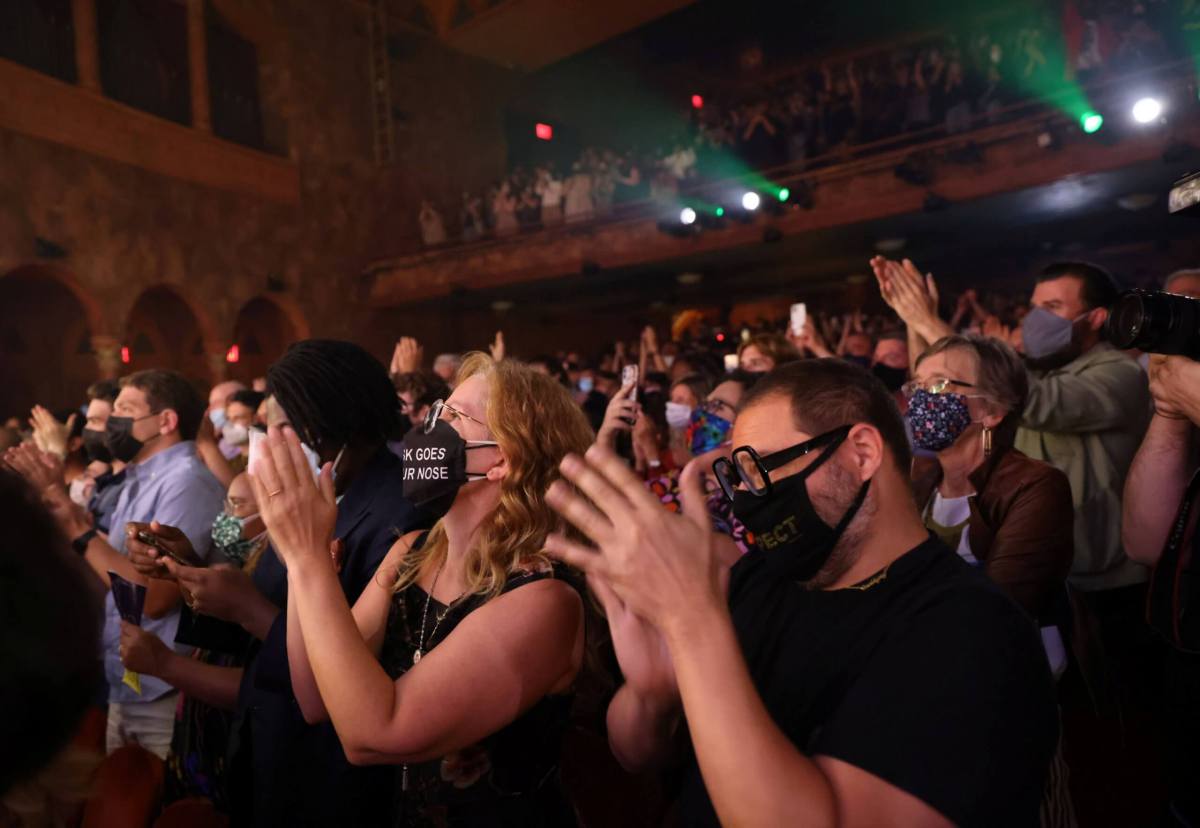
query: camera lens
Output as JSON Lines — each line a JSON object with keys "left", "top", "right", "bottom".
{"left": 1105, "top": 290, "right": 1200, "bottom": 357}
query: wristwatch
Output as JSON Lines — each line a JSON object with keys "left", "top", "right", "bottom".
{"left": 71, "top": 528, "right": 97, "bottom": 556}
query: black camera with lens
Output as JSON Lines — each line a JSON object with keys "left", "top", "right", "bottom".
{"left": 1106, "top": 289, "right": 1200, "bottom": 357}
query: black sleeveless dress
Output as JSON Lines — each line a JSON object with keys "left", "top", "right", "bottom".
{"left": 379, "top": 557, "right": 579, "bottom": 827}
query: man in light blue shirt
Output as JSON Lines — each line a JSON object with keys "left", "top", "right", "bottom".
{"left": 64, "top": 370, "right": 224, "bottom": 759}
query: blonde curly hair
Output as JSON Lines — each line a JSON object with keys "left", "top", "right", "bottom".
{"left": 392, "top": 353, "right": 595, "bottom": 601}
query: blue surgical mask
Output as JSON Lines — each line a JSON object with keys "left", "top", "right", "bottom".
{"left": 209, "top": 408, "right": 227, "bottom": 430}
{"left": 578, "top": 377, "right": 594, "bottom": 394}
{"left": 1022, "top": 307, "right": 1083, "bottom": 360}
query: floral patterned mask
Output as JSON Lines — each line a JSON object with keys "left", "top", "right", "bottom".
{"left": 905, "top": 389, "right": 972, "bottom": 452}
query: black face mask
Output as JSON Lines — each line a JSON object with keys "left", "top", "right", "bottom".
{"left": 399, "top": 418, "right": 498, "bottom": 520}
{"left": 105, "top": 414, "right": 155, "bottom": 464}
{"left": 872, "top": 363, "right": 908, "bottom": 393}
{"left": 82, "top": 427, "right": 112, "bottom": 464}
{"left": 730, "top": 430, "right": 871, "bottom": 582}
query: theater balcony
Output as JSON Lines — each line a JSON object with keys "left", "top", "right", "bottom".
{"left": 364, "top": 54, "right": 1200, "bottom": 334}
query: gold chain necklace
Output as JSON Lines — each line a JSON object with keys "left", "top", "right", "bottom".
{"left": 841, "top": 562, "right": 893, "bottom": 592}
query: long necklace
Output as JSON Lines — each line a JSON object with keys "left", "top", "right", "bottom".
{"left": 404, "top": 557, "right": 449, "bottom": 796}
{"left": 413, "top": 557, "right": 448, "bottom": 666}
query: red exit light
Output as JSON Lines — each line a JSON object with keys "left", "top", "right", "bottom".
{"left": 535, "top": 122, "right": 553, "bottom": 141}
{"left": 226, "top": 344, "right": 240, "bottom": 364}
{"left": 691, "top": 94, "right": 704, "bottom": 109}
{"left": 120, "top": 346, "right": 131, "bottom": 364}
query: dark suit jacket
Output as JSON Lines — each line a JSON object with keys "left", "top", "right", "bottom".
{"left": 228, "top": 446, "right": 429, "bottom": 827}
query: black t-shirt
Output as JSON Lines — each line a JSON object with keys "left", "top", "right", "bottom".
{"left": 678, "top": 537, "right": 1057, "bottom": 827}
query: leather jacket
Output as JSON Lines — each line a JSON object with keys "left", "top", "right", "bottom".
{"left": 912, "top": 447, "right": 1075, "bottom": 623}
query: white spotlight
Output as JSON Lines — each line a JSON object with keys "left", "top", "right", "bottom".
{"left": 741, "top": 191, "right": 761, "bottom": 211}
{"left": 1132, "top": 97, "right": 1163, "bottom": 124}
{"left": 680, "top": 207, "right": 697, "bottom": 225}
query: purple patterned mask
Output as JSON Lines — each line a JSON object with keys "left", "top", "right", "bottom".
{"left": 905, "top": 389, "right": 972, "bottom": 452}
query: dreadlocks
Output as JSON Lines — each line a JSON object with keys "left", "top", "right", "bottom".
{"left": 266, "top": 339, "right": 401, "bottom": 451}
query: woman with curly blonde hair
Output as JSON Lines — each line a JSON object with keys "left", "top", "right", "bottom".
{"left": 252, "top": 353, "right": 594, "bottom": 826}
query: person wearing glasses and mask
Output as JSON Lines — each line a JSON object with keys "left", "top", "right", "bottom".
{"left": 543, "top": 359, "right": 1056, "bottom": 827}
{"left": 223, "top": 340, "right": 430, "bottom": 827}
{"left": 643, "top": 371, "right": 761, "bottom": 553}
{"left": 906, "top": 335, "right": 1074, "bottom": 680}
{"left": 252, "top": 352, "right": 593, "bottom": 826}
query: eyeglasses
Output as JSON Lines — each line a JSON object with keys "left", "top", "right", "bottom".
{"left": 224, "top": 496, "right": 252, "bottom": 513}
{"left": 713, "top": 425, "right": 852, "bottom": 502}
{"left": 900, "top": 377, "right": 977, "bottom": 399}
{"left": 423, "top": 399, "right": 487, "bottom": 435}
{"left": 701, "top": 398, "right": 736, "bottom": 417}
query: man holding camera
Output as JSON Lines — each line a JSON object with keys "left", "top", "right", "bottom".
{"left": 1122, "top": 341, "right": 1200, "bottom": 826}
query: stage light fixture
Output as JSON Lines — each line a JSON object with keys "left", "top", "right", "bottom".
{"left": 741, "top": 191, "right": 761, "bottom": 211}
{"left": 680, "top": 207, "right": 697, "bottom": 225}
{"left": 715, "top": 207, "right": 725, "bottom": 217}
{"left": 1132, "top": 97, "right": 1163, "bottom": 124}
{"left": 535, "top": 122, "right": 553, "bottom": 140}
{"left": 1081, "top": 111, "right": 1104, "bottom": 134}
{"left": 777, "top": 188, "right": 790, "bottom": 202}
{"left": 691, "top": 94, "right": 704, "bottom": 109}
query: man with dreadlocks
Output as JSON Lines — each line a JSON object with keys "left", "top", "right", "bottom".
{"left": 226, "top": 339, "right": 430, "bottom": 826}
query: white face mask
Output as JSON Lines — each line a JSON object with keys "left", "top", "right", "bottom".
{"left": 301, "top": 441, "right": 347, "bottom": 485}
{"left": 69, "top": 476, "right": 94, "bottom": 508}
{"left": 665, "top": 401, "right": 693, "bottom": 429}
{"left": 248, "top": 428, "right": 344, "bottom": 485}
{"left": 222, "top": 422, "right": 250, "bottom": 446}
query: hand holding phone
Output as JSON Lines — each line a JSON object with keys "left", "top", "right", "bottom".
{"left": 790, "top": 302, "right": 808, "bottom": 337}
{"left": 621, "top": 365, "right": 639, "bottom": 425}
{"left": 127, "top": 521, "right": 198, "bottom": 576}
{"left": 622, "top": 364, "right": 639, "bottom": 401}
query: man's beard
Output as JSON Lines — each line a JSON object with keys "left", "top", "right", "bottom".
{"left": 802, "top": 459, "right": 876, "bottom": 590}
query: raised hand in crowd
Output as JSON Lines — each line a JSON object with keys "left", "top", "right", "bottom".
{"left": 489, "top": 330, "right": 506, "bottom": 362}
{"left": 630, "top": 401, "right": 661, "bottom": 473}
{"left": 3, "top": 441, "right": 65, "bottom": 496}
{"left": 3, "top": 442, "right": 88, "bottom": 536}
{"left": 547, "top": 446, "right": 734, "bottom": 632}
{"left": 640, "top": 325, "right": 668, "bottom": 375}
{"left": 596, "top": 379, "right": 639, "bottom": 449}
{"left": 392, "top": 336, "right": 424, "bottom": 375}
{"left": 790, "top": 320, "right": 833, "bottom": 359}
{"left": 871, "top": 256, "right": 953, "bottom": 354}
{"left": 1147, "top": 353, "right": 1200, "bottom": 424}
{"left": 981, "top": 314, "right": 1022, "bottom": 352}
{"left": 29, "top": 405, "right": 74, "bottom": 460}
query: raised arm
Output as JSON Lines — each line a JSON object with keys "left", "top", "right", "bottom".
{"left": 287, "top": 533, "right": 419, "bottom": 724}
{"left": 1022, "top": 357, "right": 1147, "bottom": 433}
{"left": 252, "top": 427, "right": 582, "bottom": 760}
{"left": 544, "top": 446, "right": 953, "bottom": 828}
{"left": 1122, "top": 355, "right": 1200, "bottom": 566}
